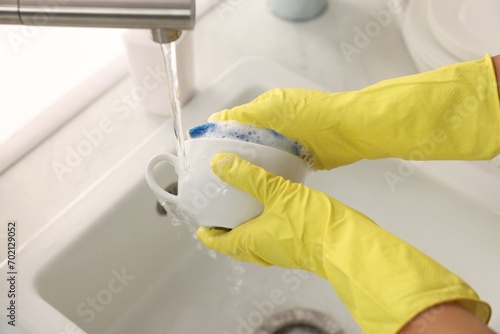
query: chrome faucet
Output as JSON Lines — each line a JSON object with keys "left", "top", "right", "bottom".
{"left": 0, "top": 0, "right": 195, "bottom": 43}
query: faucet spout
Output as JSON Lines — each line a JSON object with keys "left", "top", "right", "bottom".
{"left": 0, "top": 0, "right": 195, "bottom": 42}
{"left": 151, "top": 28, "right": 182, "bottom": 43}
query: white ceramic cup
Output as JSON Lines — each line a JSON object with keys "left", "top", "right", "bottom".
{"left": 268, "top": 0, "right": 328, "bottom": 21}
{"left": 146, "top": 138, "right": 309, "bottom": 229}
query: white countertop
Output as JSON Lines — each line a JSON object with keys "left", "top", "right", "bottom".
{"left": 0, "top": 0, "right": 418, "bottom": 256}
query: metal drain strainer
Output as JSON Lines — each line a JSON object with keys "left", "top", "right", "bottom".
{"left": 255, "top": 308, "right": 342, "bottom": 334}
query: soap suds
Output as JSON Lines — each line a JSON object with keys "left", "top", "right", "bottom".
{"left": 188, "top": 121, "right": 311, "bottom": 160}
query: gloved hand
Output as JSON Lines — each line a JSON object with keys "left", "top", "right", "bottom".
{"left": 208, "top": 55, "right": 500, "bottom": 170}
{"left": 197, "top": 153, "right": 491, "bottom": 334}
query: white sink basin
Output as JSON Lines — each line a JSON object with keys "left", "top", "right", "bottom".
{"left": 2, "top": 58, "right": 500, "bottom": 334}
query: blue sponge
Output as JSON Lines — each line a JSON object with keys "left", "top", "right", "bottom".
{"left": 188, "top": 121, "right": 309, "bottom": 159}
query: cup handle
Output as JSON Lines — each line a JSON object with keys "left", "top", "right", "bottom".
{"left": 145, "top": 153, "right": 181, "bottom": 207}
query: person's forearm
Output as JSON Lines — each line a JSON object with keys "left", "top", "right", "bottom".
{"left": 492, "top": 55, "right": 500, "bottom": 97}
{"left": 399, "top": 302, "right": 495, "bottom": 334}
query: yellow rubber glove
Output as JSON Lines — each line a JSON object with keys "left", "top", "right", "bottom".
{"left": 197, "top": 153, "right": 491, "bottom": 334}
{"left": 209, "top": 55, "right": 500, "bottom": 170}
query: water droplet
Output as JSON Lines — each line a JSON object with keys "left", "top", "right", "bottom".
{"left": 207, "top": 249, "right": 217, "bottom": 259}
{"left": 225, "top": 259, "right": 246, "bottom": 295}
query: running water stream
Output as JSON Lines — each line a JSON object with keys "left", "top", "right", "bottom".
{"left": 159, "top": 40, "right": 245, "bottom": 293}
{"left": 160, "top": 42, "right": 186, "bottom": 171}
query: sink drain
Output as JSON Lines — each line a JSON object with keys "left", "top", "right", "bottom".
{"left": 255, "top": 308, "right": 342, "bottom": 334}
{"left": 156, "top": 182, "right": 178, "bottom": 216}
